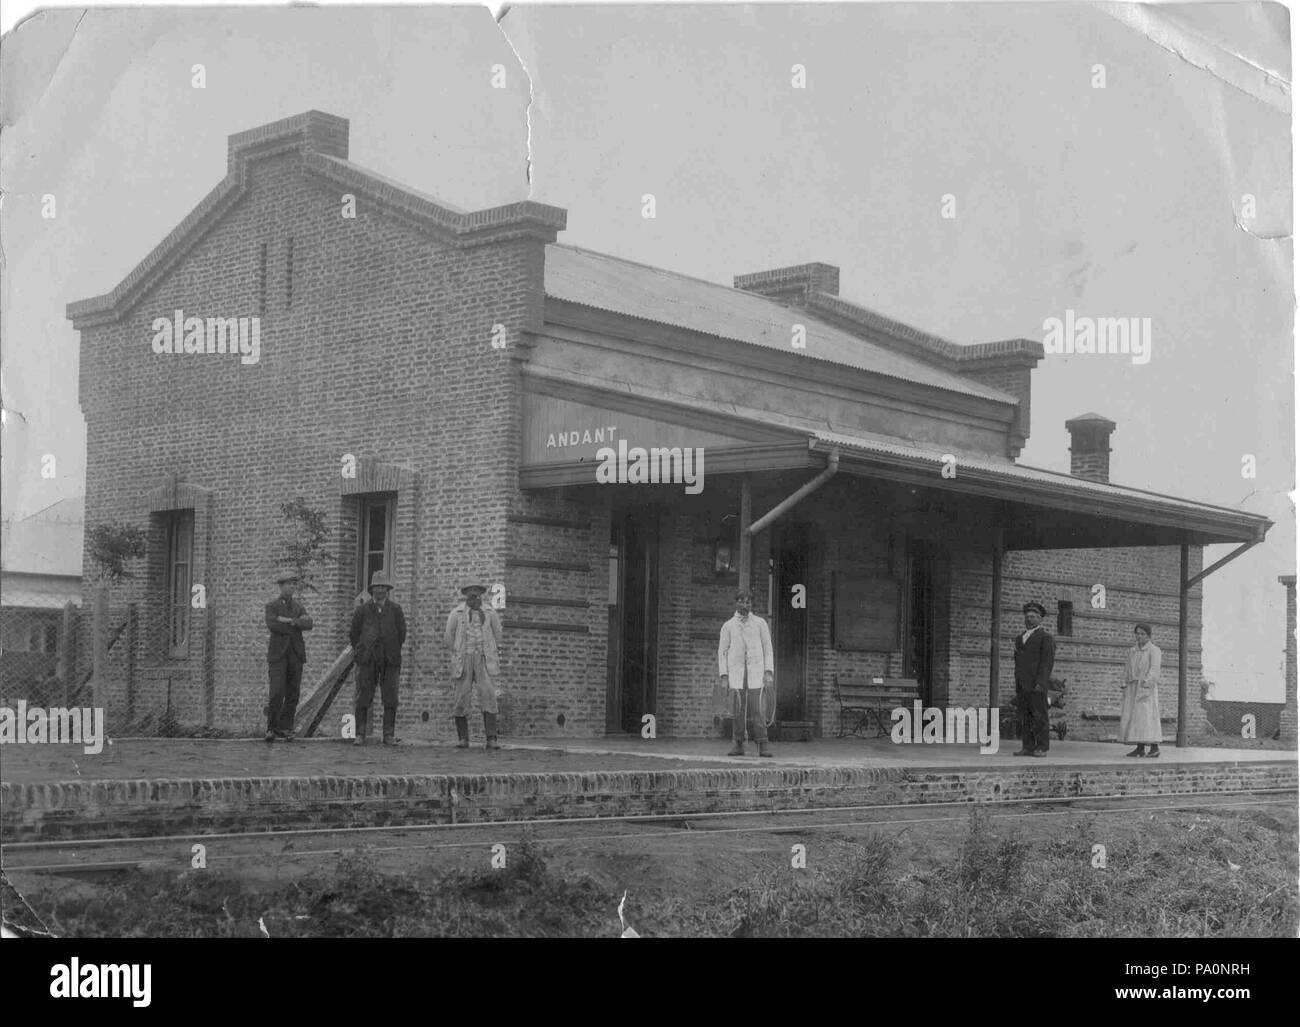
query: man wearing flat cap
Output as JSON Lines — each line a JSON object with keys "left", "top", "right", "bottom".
{"left": 445, "top": 584, "right": 504, "bottom": 749}
{"left": 718, "top": 588, "right": 775, "bottom": 757}
{"left": 1013, "top": 600, "right": 1056, "bottom": 757}
{"left": 349, "top": 570, "right": 407, "bottom": 745}
{"left": 265, "top": 571, "right": 313, "bottom": 742}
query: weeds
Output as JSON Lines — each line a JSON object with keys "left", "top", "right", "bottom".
{"left": 12, "top": 807, "right": 1296, "bottom": 938}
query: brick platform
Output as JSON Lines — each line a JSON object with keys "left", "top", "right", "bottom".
{"left": 1, "top": 738, "right": 1294, "bottom": 841}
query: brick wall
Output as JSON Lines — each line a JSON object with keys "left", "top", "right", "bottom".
{"left": 8, "top": 758, "right": 1294, "bottom": 841}
{"left": 75, "top": 120, "right": 555, "bottom": 738}
{"left": 502, "top": 488, "right": 610, "bottom": 737}
{"left": 946, "top": 545, "right": 1207, "bottom": 741}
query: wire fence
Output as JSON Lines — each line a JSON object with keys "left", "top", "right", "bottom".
{"left": 0, "top": 589, "right": 220, "bottom": 736}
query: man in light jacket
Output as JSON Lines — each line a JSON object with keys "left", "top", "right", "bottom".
{"left": 445, "top": 584, "right": 504, "bottom": 749}
{"left": 718, "top": 588, "right": 775, "bottom": 757}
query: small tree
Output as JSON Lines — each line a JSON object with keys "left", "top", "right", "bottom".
{"left": 277, "top": 497, "right": 336, "bottom": 595}
{"left": 87, "top": 524, "right": 148, "bottom": 584}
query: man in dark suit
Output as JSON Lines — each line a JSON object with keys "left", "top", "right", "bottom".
{"left": 349, "top": 570, "right": 407, "bottom": 746}
{"left": 1013, "top": 600, "right": 1055, "bottom": 757}
{"left": 265, "top": 571, "right": 314, "bottom": 742}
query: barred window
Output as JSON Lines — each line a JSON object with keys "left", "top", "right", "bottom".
{"left": 1057, "top": 599, "right": 1074, "bottom": 637}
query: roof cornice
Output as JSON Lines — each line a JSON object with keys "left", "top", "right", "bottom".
{"left": 805, "top": 292, "right": 1043, "bottom": 370}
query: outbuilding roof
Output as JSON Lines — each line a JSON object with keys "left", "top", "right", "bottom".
{"left": 543, "top": 244, "right": 1018, "bottom": 404}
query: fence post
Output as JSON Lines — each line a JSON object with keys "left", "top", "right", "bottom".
{"left": 91, "top": 582, "right": 109, "bottom": 712}
{"left": 59, "top": 601, "right": 77, "bottom": 706}
{"left": 126, "top": 602, "right": 139, "bottom": 724}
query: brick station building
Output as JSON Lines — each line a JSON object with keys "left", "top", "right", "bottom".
{"left": 67, "top": 111, "right": 1273, "bottom": 742}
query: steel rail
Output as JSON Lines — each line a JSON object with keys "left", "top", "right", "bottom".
{"left": 2, "top": 788, "right": 1292, "bottom": 856}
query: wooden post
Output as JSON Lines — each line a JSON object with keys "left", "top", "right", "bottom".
{"left": 59, "top": 601, "right": 76, "bottom": 707}
{"left": 1177, "top": 543, "right": 1189, "bottom": 747}
{"left": 738, "top": 475, "right": 752, "bottom": 596}
{"left": 91, "top": 583, "right": 109, "bottom": 712}
{"left": 990, "top": 529, "right": 1003, "bottom": 709}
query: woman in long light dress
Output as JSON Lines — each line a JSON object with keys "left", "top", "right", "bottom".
{"left": 1120, "top": 623, "right": 1162, "bottom": 758}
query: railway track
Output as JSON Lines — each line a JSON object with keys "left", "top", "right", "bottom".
{"left": 3, "top": 788, "right": 1293, "bottom": 874}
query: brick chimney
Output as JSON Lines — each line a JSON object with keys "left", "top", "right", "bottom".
{"left": 227, "top": 110, "right": 349, "bottom": 174}
{"left": 734, "top": 263, "right": 839, "bottom": 305}
{"left": 1065, "top": 413, "right": 1116, "bottom": 483}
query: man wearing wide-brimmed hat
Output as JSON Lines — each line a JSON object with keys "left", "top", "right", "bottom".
{"left": 444, "top": 584, "right": 504, "bottom": 749}
{"left": 1013, "top": 600, "right": 1056, "bottom": 757}
{"left": 349, "top": 570, "right": 407, "bottom": 745}
{"left": 264, "top": 571, "right": 314, "bottom": 742}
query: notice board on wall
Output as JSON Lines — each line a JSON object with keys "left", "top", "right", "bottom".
{"left": 832, "top": 572, "right": 901, "bottom": 651}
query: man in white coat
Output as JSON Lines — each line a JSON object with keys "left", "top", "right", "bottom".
{"left": 718, "top": 588, "right": 775, "bottom": 757}
{"left": 445, "top": 584, "right": 504, "bottom": 749}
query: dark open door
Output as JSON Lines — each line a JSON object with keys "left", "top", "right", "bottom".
{"left": 606, "top": 506, "right": 660, "bottom": 733}
{"left": 905, "top": 539, "right": 937, "bottom": 705}
{"left": 771, "top": 522, "right": 810, "bottom": 723}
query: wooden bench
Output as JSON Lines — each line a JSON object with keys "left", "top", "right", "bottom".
{"left": 1000, "top": 679, "right": 1069, "bottom": 741}
{"left": 832, "top": 675, "right": 921, "bottom": 738}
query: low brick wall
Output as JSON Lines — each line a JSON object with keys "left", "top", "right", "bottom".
{"left": 3, "top": 760, "right": 1295, "bottom": 841}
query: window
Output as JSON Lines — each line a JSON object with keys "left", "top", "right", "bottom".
{"left": 165, "top": 511, "right": 195, "bottom": 657}
{"left": 1057, "top": 600, "right": 1074, "bottom": 637}
{"left": 357, "top": 494, "right": 395, "bottom": 592}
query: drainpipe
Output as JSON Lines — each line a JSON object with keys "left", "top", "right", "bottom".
{"left": 747, "top": 448, "right": 841, "bottom": 538}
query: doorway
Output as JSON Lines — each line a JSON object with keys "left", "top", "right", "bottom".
{"left": 771, "top": 523, "right": 810, "bottom": 723}
{"left": 905, "top": 539, "right": 937, "bottom": 705}
{"left": 605, "top": 506, "right": 660, "bottom": 733}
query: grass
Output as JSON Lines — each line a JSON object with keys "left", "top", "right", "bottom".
{"left": 9, "top": 808, "right": 1296, "bottom": 938}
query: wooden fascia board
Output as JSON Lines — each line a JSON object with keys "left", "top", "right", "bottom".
{"left": 520, "top": 442, "right": 815, "bottom": 488}
{"left": 521, "top": 371, "right": 794, "bottom": 443}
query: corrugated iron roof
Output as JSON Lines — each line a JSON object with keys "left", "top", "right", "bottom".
{"left": 1, "top": 497, "right": 84, "bottom": 577}
{"left": 543, "top": 245, "right": 1016, "bottom": 404}
{"left": 1, "top": 575, "right": 82, "bottom": 609}
{"left": 811, "top": 428, "right": 1267, "bottom": 522}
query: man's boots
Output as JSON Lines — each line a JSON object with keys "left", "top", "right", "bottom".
{"left": 483, "top": 712, "right": 500, "bottom": 750}
{"left": 382, "top": 706, "right": 398, "bottom": 745}
{"left": 454, "top": 716, "right": 470, "bottom": 749}
{"left": 758, "top": 741, "right": 773, "bottom": 758}
{"left": 727, "top": 737, "right": 746, "bottom": 756}
{"left": 353, "top": 707, "right": 369, "bottom": 746}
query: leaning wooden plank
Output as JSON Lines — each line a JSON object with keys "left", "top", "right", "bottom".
{"left": 294, "top": 645, "right": 356, "bottom": 738}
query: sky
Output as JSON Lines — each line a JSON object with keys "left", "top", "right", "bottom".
{"left": 0, "top": 2, "right": 1293, "bottom": 700}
